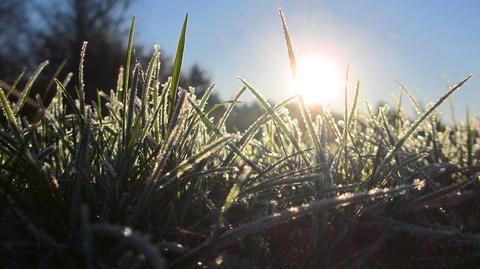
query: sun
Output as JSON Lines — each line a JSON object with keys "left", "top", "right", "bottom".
{"left": 296, "top": 56, "right": 343, "bottom": 106}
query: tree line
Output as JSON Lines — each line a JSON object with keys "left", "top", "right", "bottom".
{"left": 0, "top": 0, "right": 305, "bottom": 131}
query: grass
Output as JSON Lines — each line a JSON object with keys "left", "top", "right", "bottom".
{"left": 1, "top": 11, "right": 480, "bottom": 269}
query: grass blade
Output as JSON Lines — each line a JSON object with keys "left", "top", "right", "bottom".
{"left": 278, "top": 8, "right": 323, "bottom": 162}
{"left": 370, "top": 74, "right": 472, "bottom": 186}
{"left": 0, "top": 88, "right": 17, "bottom": 127}
{"left": 121, "top": 16, "right": 136, "bottom": 155}
{"left": 238, "top": 77, "right": 310, "bottom": 165}
{"left": 168, "top": 14, "right": 188, "bottom": 120}
{"left": 15, "top": 61, "right": 48, "bottom": 115}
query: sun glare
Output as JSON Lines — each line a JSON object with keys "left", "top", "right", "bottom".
{"left": 296, "top": 56, "right": 343, "bottom": 106}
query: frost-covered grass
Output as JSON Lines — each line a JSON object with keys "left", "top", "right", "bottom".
{"left": 1, "top": 12, "right": 480, "bottom": 268}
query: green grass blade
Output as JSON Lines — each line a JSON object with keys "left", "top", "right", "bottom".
{"left": 122, "top": 16, "right": 136, "bottom": 155}
{"left": 123, "top": 17, "right": 135, "bottom": 103}
{"left": 219, "top": 166, "right": 251, "bottom": 224}
{"left": 168, "top": 14, "right": 188, "bottom": 120}
{"left": 0, "top": 88, "right": 17, "bottom": 127}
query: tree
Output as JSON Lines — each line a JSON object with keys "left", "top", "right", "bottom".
{"left": 29, "top": 0, "right": 134, "bottom": 101}
{"left": 183, "top": 64, "right": 221, "bottom": 106}
{"left": 0, "top": 0, "right": 32, "bottom": 80}
{"left": 184, "top": 64, "right": 210, "bottom": 94}
{"left": 0, "top": 0, "right": 217, "bottom": 116}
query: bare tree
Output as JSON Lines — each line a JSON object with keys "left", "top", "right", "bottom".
{"left": 0, "top": 0, "right": 217, "bottom": 114}
{"left": 0, "top": 0, "right": 32, "bottom": 80}
{"left": 28, "top": 0, "right": 134, "bottom": 101}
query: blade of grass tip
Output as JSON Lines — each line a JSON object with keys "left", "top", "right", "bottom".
{"left": 96, "top": 89, "right": 103, "bottom": 122}
{"left": 199, "top": 83, "right": 216, "bottom": 110}
{"left": 394, "top": 87, "right": 403, "bottom": 135}
{"left": 238, "top": 77, "right": 311, "bottom": 166}
{"left": 42, "top": 59, "right": 67, "bottom": 102}
{"left": 5, "top": 68, "right": 26, "bottom": 98}
{"left": 117, "top": 66, "right": 124, "bottom": 93}
{"left": 217, "top": 86, "right": 246, "bottom": 131}
{"left": 159, "top": 79, "right": 171, "bottom": 139}
{"left": 380, "top": 109, "right": 396, "bottom": 147}
{"left": 0, "top": 80, "right": 38, "bottom": 109}
{"left": 278, "top": 8, "right": 297, "bottom": 77}
{"left": 399, "top": 83, "right": 423, "bottom": 116}
{"left": 401, "top": 82, "right": 439, "bottom": 161}
{"left": 343, "top": 64, "right": 350, "bottom": 180}
{"left": 142, "top": 47, "right": 160, "bottom": 125}
{"left": 371, "top": 74, "right": 472, "bottom": 187}
{"left": 219, "top": 166, "right": 251, "bottom": 224}
{"left": 125, "top": 64, "right": 141, "bottom": 156}
{"left": 205, "top": 101, "right": 237, "bottom": 117}
{"left": 347, "top": 79, "right": 360, "bottom": 131}
{"left": 78, "top": 42, "right": 88, "bottom": 114}
{"left": 54, "top": 78, "right": 84, "bottom": 123}
{"left": 365, "top": 100, "right": 375, "bottom": 119}
{"left": 0, "top": 88, "right": 17, "bottom": 127}
{"left": 15, "top": 61, "right": 48, "bottom": 115}
{"left": 278, "top": 8, "right": 323, "bottom": 162}
{"left": 443, "top": 75, "right": 457, "bottom": 125}
{"left": 121, "top": 16, "right": 135, "bottom": 154}
{"left": 63, "top": 72, "right": 73, "bottom": 89}
{"left": 46, "top": 73, "right": 62, "bottom": 116}
{"left": 123, "top": 17, "right": 135, "bottom": 103}
{"left": 467, "top": 106, "right": 473, "bottom": 167}
{"left": 168, "top": 13, "right": 188, "bottom": 121}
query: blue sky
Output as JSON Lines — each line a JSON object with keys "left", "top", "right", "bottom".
{"left": 130, "top": 1, "right": 480, "bottom": 118}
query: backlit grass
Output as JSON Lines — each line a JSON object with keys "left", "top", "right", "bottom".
{"left": 1, "top": 11, "right": 479, "bottom": 268}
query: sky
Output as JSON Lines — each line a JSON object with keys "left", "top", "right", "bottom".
{"left": 129, "top": 1, "right": 480, "bottom": 119}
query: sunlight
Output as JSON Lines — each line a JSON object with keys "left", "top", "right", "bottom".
{"left": 296, "top": 56, "right": 343, "bottom": 106}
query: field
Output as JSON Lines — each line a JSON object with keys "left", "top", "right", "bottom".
{"left": 1, "top": 12, "right": 480, "bottom": 268}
